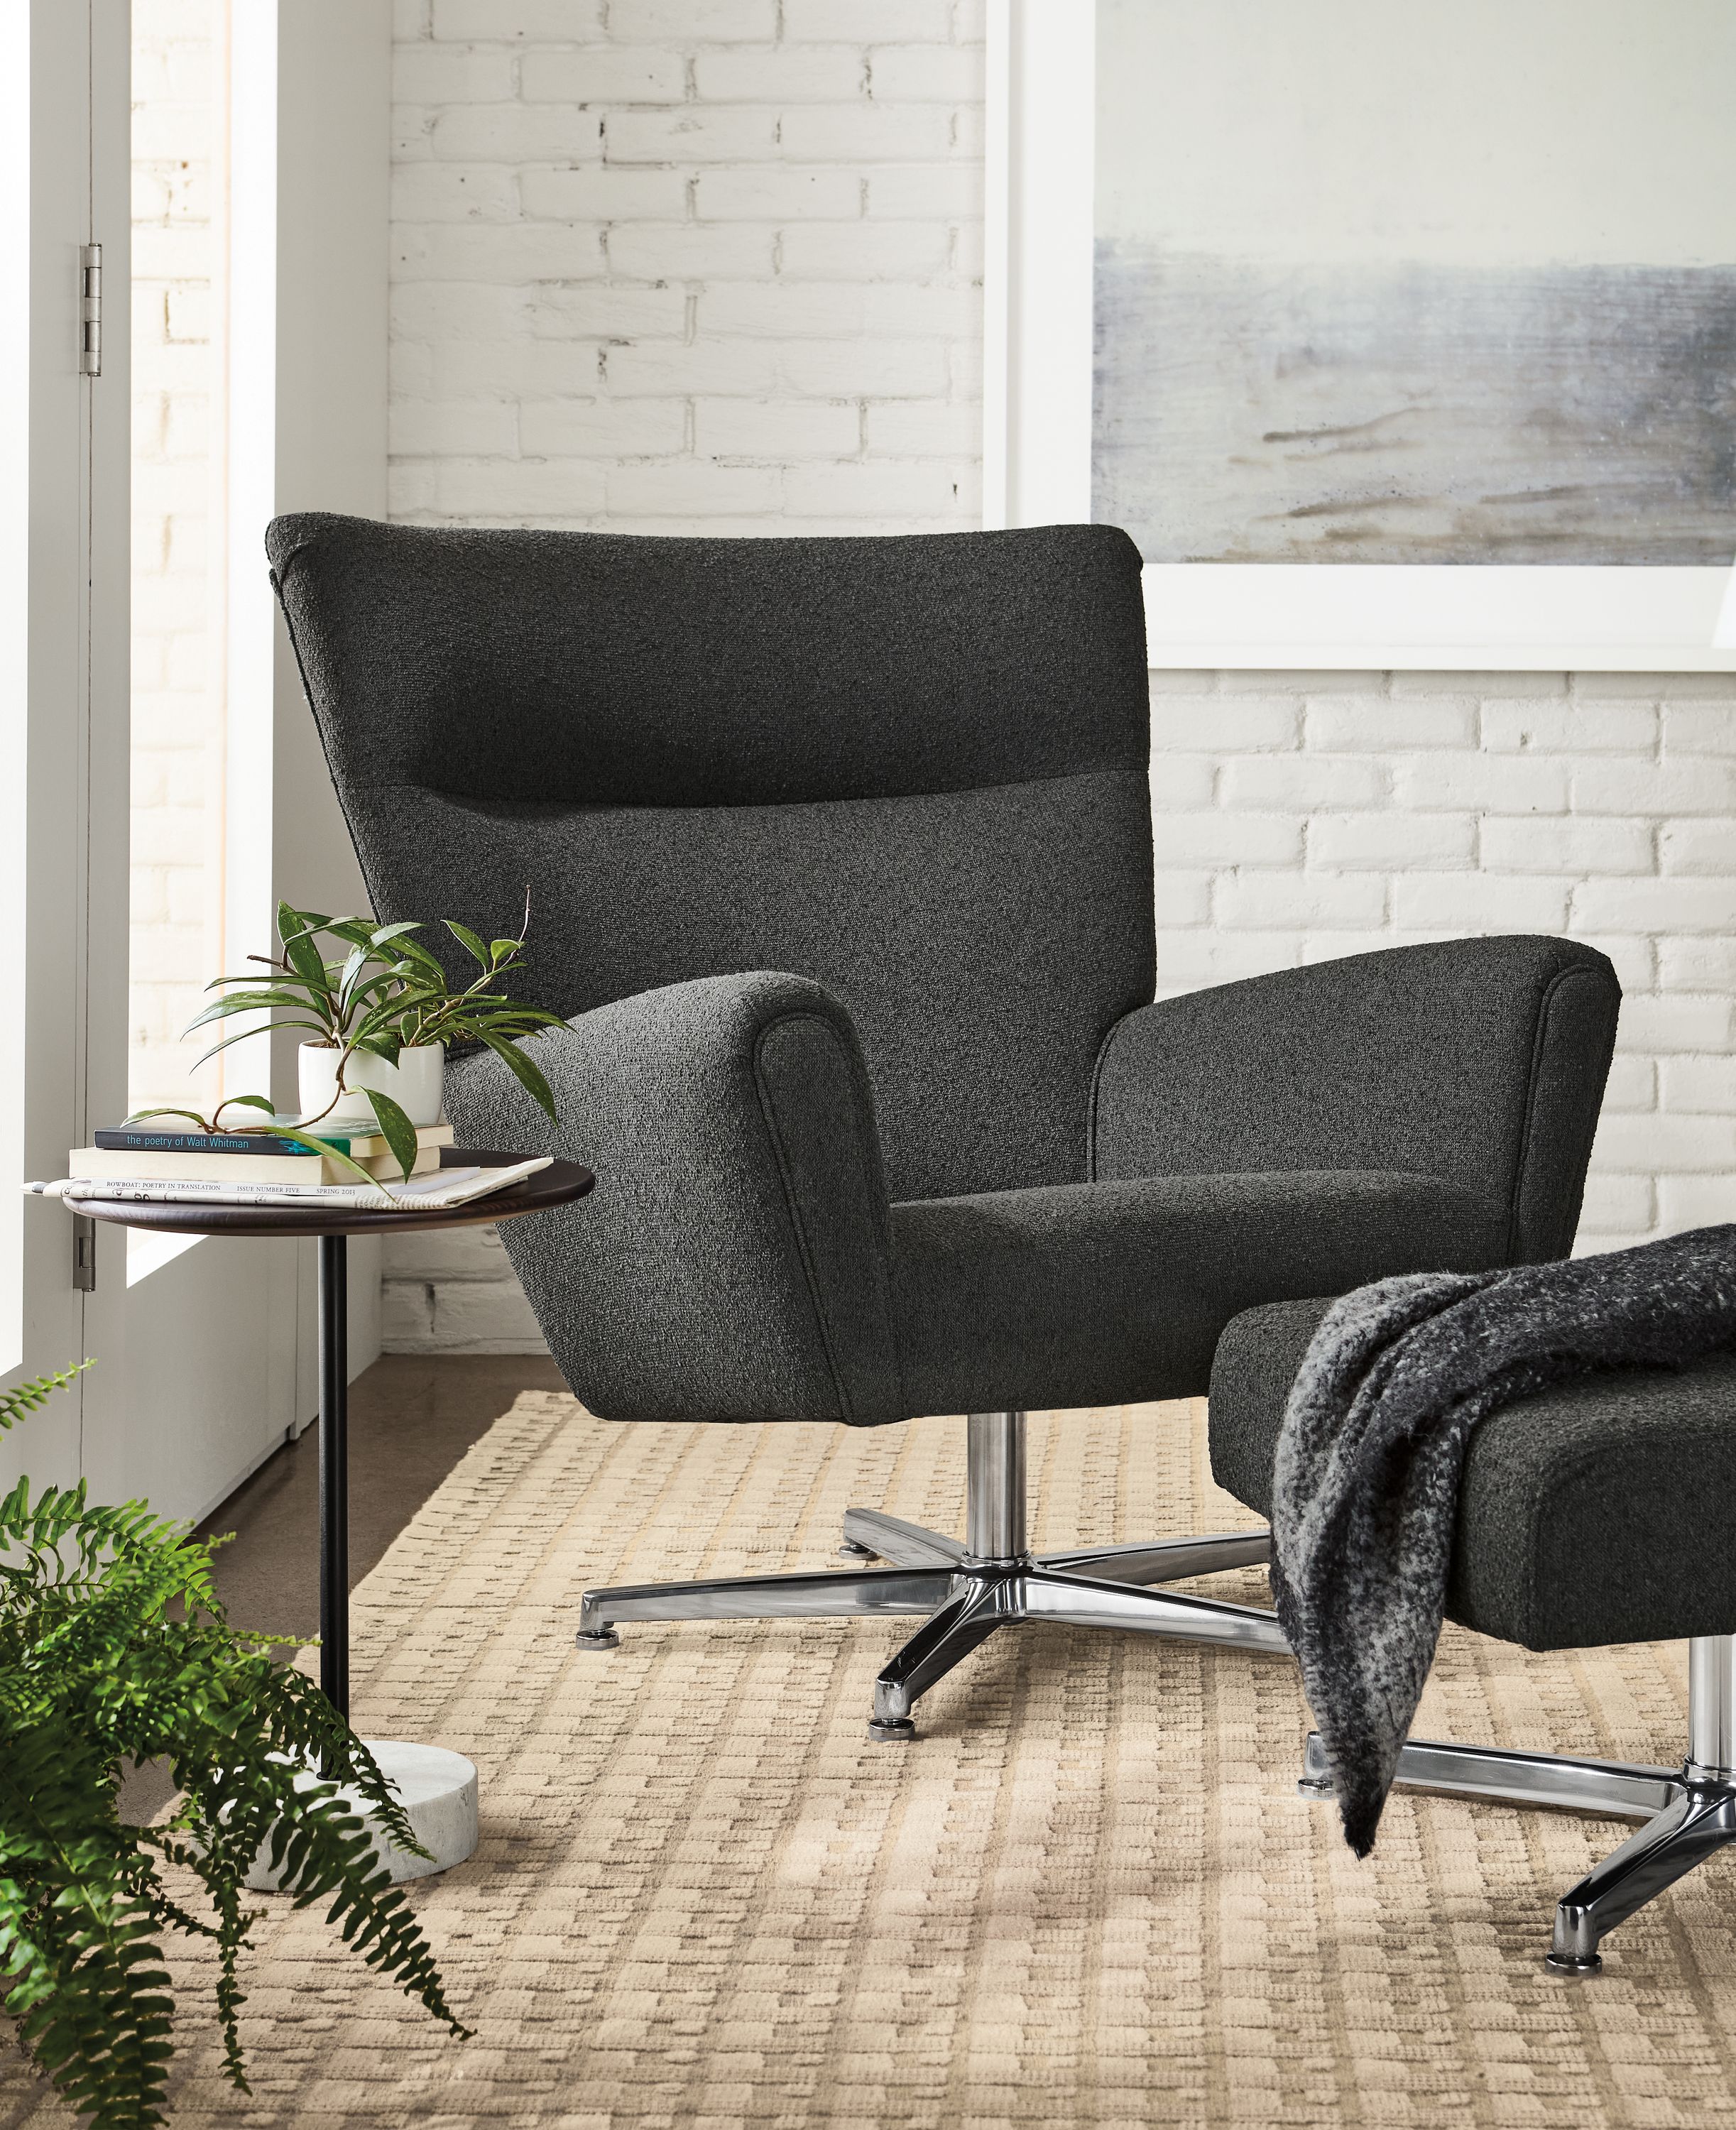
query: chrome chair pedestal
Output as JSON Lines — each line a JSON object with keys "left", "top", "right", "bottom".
{"left": 1299, "top": 1632, "right": 1736, "bottom": 1972}
{"left": 576, "top": 1409, "right": 1289, "bottom": 1737}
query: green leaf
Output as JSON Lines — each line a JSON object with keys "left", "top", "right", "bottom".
{"left": 342, "top": 969, "right": 415, "bottom": 1017}
{"left": 121, "top": 1108, "right": 211, "bottom": 1132}
{"left": 473, "top": 1005, "right": 564, "bottom": 1032}
{"left": 200, "top": 967, "right": 290, "bottom": 992}
{"left": 246, "top": 1127, "right": 381, "bottom": 1189}
{"left": 0, "top": 1365, "right": 466, "bottom": 2123}
{"left": 474, "top": 1028, "right": 559, "bottom": 1125}
{"left": 278, "top": 912, "right": 331, "bottom": 990}
{"left": 320, "top": 918, "right": 378, "bottom": 950}
{"left": 443, "top": 920, "right": 491, "bottom": 970}
{"left": 369, "top": 981, "right": 445, "bottom": 1017}
{"left": 184, "top": 989, "right": 330, "bottom": 1035}
{"left": 355, "top": 988, "right": 439, "bottom": 1034}
{"left": 278, "top": 899, "right": 330, "bottom": 938}
{"left": 190, "top": 1022, "right": 329, "bottom": 1072}
{"left": 0, "top": 1363, "right": 90, "bottom": 1436}
{"left": 359, "top": 1089, "right": 420, "bottom": 1181}
{"left": 391, "top": 936, "right": 448, "bottom": 978}
{"left": 211, "top": 1095, "right": 277, "bottom": 1121}
{"left": 369, "top": 920, "right": 422, "bottom": 948}
{"left": 334, "top": 945, "right": 373, "bottom": 1019}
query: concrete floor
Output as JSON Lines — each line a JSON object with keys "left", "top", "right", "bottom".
{"left": 121, "top": 1351, "right": 566, "bottom": 1821}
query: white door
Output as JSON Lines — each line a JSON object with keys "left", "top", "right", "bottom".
{"left": 6, "top": 0, "right": 388, "bottom": 1523}
{"left": 5, "top": 0, "right": 297, "bottom": 1525}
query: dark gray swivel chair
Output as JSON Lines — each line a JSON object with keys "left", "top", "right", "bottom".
{"left": 267, "top": 511, "right": 1620, "bottom": 1741}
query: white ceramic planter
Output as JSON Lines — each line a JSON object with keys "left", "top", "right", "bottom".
{"left": 298, "top": 1042, "right": 446, "bottom": 1130}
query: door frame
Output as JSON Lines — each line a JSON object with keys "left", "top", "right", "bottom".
{"left": 7, "top": 0, "right": 391, "bottom": 1524}
{"left": 9, "top": 0, "right": 99, "bottom": 1497}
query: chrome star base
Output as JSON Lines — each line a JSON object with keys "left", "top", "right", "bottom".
{"left": 575, "top": 1410, "right": 1289, "bottom": 1735}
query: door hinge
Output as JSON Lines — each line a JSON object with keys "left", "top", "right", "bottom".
{"left": 80, "top": 243, "right": 102, "bottom": 377}
{"left": 72, "top": 1216, "right": 97, "bottom": 1291}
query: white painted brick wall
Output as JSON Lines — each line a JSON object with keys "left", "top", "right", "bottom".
{"left": 388, "top": 0, "right": 982, "bottom": 537}
{"left": 381, "top": 2, "right": 1736, "bottom": 1354}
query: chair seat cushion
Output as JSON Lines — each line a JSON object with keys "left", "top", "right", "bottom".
{"left": 1210, "top": 1295, "right": 1736, "bottom": 1651}
{"left": 891, "top": 1170, "right": 1505, "bottom": 1418}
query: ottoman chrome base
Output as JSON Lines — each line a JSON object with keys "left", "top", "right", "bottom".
{"left": 1300, "top": 1632, "right": 1736, "bottom": 1972}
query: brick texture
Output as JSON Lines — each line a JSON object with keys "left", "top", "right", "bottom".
{"left": 388, "top": 1, "right": 984, "bottom": 538}
{"left": 383, "top": 6, "right": 1736, "bottom": 1353}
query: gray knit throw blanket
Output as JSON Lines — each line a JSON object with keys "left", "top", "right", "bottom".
{"left": 1270, "top": 1225, "right": 1736, "bottom": 1857}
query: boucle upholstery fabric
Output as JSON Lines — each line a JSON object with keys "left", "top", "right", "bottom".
{"left": 305, "top": 770, "right": 1152, "bottom": 1205}
{"left": 1211, "top": 1293, "right": 1736, "bottom": 1651}
{"left": 265, "top": 515, "right": 1151, "bottom": 808}
{"left": 269, "top": 513, "right": 1620, "bottom": 1426}
{"left": 891, "top": 1169, "right": 1506, "bottom": 1415}
{"left": 266, "top": 513, "right": 1154, "bottom": 1204}
{"left": 444, "top": 971, "right": 907, "bottom": 1426}
{"left": 1091, "top": 935, "right": 1619, "bottom": 1263}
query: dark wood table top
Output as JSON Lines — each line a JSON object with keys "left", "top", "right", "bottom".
{"left": 68, "top": 1147, "right": 594, "bottom": 1238}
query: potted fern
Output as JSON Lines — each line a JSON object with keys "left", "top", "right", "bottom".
{"left": 0, "top": 1365, "right": 467, "bottom": 2126}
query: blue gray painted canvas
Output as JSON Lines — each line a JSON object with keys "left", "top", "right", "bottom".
{"left": 1093, "top": 251, "right": 1736, "bottom": 563}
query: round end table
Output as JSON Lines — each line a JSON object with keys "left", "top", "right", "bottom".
{"left": 71, "top": 1147, "right": 594, "bottom": 1883}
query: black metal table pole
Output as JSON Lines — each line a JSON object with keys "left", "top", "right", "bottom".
{"left": 317, "top": 1233, "right": 350, "bottom": 1717}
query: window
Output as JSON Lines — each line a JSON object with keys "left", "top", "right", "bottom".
{"left": 129, "top": 0, "right": 233, "bottom": 1120}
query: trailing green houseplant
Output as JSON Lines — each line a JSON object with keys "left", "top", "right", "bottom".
{"left": 0, "top": 1365, "right": 467, "bottom": 2127}
{"left": 129, "top": 898, "right": 563, "bottom": 1182}
{"left": 371, "top": 903, "right": 565, "bottom": 1070}
{"left": 113, "top": 1093, "right": 408, "bottom": 1194}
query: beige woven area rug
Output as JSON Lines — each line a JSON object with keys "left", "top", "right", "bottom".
{"left": 7, "top": 1392, "right": 1736, "bottom": 2129}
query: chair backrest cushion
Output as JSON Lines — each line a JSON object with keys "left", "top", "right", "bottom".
{"left": 266, "top": 515, "right": 1155, "bottom": 1200}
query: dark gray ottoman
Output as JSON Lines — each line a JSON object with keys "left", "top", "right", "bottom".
{"left": 1209, "top": 1296, "right": 1736, "bottom": 1973}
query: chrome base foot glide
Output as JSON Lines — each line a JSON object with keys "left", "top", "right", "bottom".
{"left": 576, "top": 1411, "right": 1289, "bottom": 1737}
{"left": 1298, "top": 1634, "right": 1736, "bottom": 1972}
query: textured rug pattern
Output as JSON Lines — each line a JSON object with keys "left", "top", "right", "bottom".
{"left": 4, "top": 1393, "right": 1735, "bottom": 2128}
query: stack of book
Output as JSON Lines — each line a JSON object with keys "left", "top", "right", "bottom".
{"left": 38, "top": 1118, "right": 552, "bottom": 1213}
{"left": 73, "top": 1116, "right": 456, "bottom": 1186}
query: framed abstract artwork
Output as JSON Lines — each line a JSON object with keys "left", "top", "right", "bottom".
{"left": 984, "top": 0, "right": 1736, "bottom": 668}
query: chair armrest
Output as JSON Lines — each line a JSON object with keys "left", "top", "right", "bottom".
{"left": 1089, "top": 935, "right": 1619, "bottom": 1264}
{"left": 444, "top": 971, "right": 905, "bottom": 1425}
